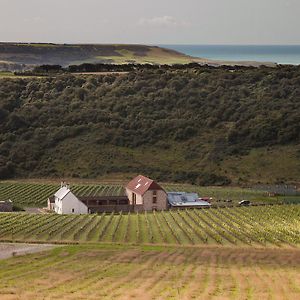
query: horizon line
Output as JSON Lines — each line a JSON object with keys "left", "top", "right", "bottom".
{"left": 1, "top": 41, "right": 300, "bottom": 47}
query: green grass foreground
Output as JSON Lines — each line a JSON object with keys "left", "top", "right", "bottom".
{"left": 0, "top": 205, "right": 299, "bottom": 246}
{"left": 0, "top": 243, "right": 299, "bottom": 299}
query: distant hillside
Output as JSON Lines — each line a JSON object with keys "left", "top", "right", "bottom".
{"left": 0, "top": 43, "right": 276, "bottom": 71}
{"left": 0, "top": 43, "right": 198, "bottom": 71}
{"left": 0, "top": 65, "right": 299, "bottom": 185}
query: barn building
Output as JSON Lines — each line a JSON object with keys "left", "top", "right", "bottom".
{"left": 125, "top": 175, "right": 168, "bottom": 211}
{"left": 78, "top": 196, "right": 130, "bottom": 213}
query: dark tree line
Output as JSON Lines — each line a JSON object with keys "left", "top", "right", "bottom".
{"left": 1, "top": 65, "right": 300, "bottom": 184}
{"left": 17, "top": 62, "right": 259, "bottom": 75}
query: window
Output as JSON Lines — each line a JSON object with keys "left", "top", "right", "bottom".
{"left": 132, "top": 192, "right": 136, "bottom": 204}
{"left": 153, "top": 190, "right": 157, "bottom": 204}
{"left": 72, "top": 208, "right": 74, "bottom": 213}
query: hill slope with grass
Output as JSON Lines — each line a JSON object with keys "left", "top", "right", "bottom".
{"left": 0, "top": 65, "right": 299, "bottom": 184}
{"left": 0, "top": 42, "right": 276, "bottom": 71}
{"left": 0, "top": 43, "right": 198, "bottom": 70}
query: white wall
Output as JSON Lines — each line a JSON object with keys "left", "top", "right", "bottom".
{"left": 54, "top": 191, "right": 88, "bottom": 214}
{"left": 126, "top": 188, "right": 143, "bottom": 205}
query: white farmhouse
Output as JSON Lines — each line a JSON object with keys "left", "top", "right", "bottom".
{"left": 54, "top": 184, "right": 88, "bottom": 215}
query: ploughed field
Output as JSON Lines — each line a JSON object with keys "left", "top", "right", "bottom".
{"left": 0, "top": 205, "right": 299, "bottom": 246}
{"left": 0, "top": 181, "right": 294, "bottom": 208}
{"left": 0, "top": 244, "right": 299, "bottom": 299}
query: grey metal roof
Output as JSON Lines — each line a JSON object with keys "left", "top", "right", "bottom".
{"left": 167, "top": 192, "right": 211, "bottom": 207}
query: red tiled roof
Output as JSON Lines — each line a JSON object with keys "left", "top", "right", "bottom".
{"left": 126, "top": 175, "right": 164, "bottom": 196}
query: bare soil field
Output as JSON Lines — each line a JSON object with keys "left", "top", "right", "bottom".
{"left": 0, "top": 244, "right": 299, "bottom": 299}
{"left": 0, "top": 243, "right": 56, "bottom": 260}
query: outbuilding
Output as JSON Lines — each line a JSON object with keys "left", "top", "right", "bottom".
{"left": 47, "top": 196, "right": 55, "bottom": 211}
{"left": 0, "top": 200, "right": 13, "bottom": 212}
{"left": 167, "top": 192, "right": 211, "bottom": 209}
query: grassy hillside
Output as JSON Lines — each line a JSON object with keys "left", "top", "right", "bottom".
{"left": 0, "top": 43, "right": 197, "bottom": 70}
{"left": 1, "top": 244, "right": 299, "bottom": 299}
{"left": 0, "top": 65, "right": 299, "bottom": 184}
{"left": 0, "top": 71, "right": 14, "bottom": 77}
{"left": 0, "top": 43, "right": 276, "bottom": 72}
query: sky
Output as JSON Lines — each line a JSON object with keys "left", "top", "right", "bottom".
{"left": 0, "top": 0, "right": 299, "bottom": 44}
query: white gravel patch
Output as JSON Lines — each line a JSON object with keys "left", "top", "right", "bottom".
{"left": 0, "top": 243, "right": 56, "bottom": 260}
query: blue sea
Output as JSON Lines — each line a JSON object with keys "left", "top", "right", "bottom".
{"left": 159, "top": 45, "right": 300, "bottom": 65}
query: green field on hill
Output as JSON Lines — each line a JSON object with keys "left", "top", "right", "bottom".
{"left": 0, "top": 205, "right": 299, "bottom": 246}
{"left": 0, "top": 71, "right": 14, "bottom": 77}
{"left": 0, "top": 43, "right": 197, "bottom": 68}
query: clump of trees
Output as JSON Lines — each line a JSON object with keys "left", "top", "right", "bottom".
{"left": 1, "top": 65, "right": 300, "bottom": 184}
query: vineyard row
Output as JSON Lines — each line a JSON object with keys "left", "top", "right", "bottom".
{"left": 0, "top": 204, "right": 299, "bottom": 246}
